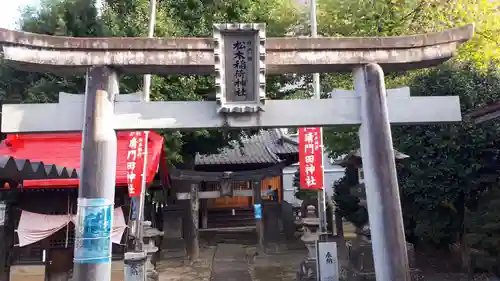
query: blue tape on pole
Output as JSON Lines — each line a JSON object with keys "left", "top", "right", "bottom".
{"left": 254, "top": 204, "right": 262, "bottom": 219}
{"left": 74, "top": 198, "right": 113, "bottom": 264}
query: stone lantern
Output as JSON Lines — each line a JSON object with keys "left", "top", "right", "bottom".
{"left": 297, "top": 205, "right": 325, "bottom": 281}
{"left": 142, "top": 221, "right": 164, "bottom": 281}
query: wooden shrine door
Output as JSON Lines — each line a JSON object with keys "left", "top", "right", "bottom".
{"left": 208, "top": 181, "right": 251, "bottom": 209}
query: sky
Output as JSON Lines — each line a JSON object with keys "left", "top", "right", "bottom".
{"left": 0, "top": 0, "right": 40, "bottom": 29}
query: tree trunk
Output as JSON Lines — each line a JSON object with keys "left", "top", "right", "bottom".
{"left": 335, "top": 212, "right": 344, "bottom": 240}
{"left": 325, "top": 195, "right": 336, "bottom": 235}
{"left": 456, "top": 191, "right": 470, "bottom": 273}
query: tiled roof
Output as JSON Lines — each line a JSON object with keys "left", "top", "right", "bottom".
{"left": 195, "top": 129, "right": 299, "bottom": 166}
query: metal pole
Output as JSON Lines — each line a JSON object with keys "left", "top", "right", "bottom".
{"left": 354, "top": 64, "right": 410, "bottom": 281}
{"left": 142, "top": 0, "right": 157, "bottom": 102}
{"left": 310, "top": 0, "right": 328, "bottom": 236}
{"left": 134, "top": 130, "right": 150, "bottom": 250}
{"left": 73, "top": 66, "right": 118, "bottom": 281}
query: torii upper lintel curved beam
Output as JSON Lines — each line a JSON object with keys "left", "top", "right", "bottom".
{"left": 0, "top": 24, "right": 474, "bottom": 74}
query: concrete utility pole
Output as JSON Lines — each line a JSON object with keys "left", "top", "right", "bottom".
{"left": 356, "top": 64, "right": 411, "bottom": 281}
{"left": 142, "top": 0, "right": 157, "bottom": 103}
{"left": 135, "top": 0, "right": 157, "bottom": 248}
{"left": 125, "top": 1, "right": 157, "bottom": 280}
{"left": 73, "top": 66, "right": 118, "bottom": 281}
{"left": 309, "top": 0, "right": 328, "bottom": 236}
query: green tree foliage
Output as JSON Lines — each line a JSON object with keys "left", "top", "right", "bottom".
{"left": 319, "top": 0, "right": 500, "bottom": 161}
{"left": 0, "top": 0, "right": 305, "bottom": 165}
{"left": 467, "top": 188, "right": 500, "bottom": 274}
{"left": 393, "top": 63, "right": 500, "bottom": 246}
{"left": 292, "top": 168, "right": 317, "bottom": 200}
{"left": 312, "top": 0, "right": 500, "bottom": 248}
{"left": 100, "top": 0, "right": 306, "bottom": 165}
{"left": 316, "top": 0, "right": 499, "bottom": 67}
{"left": 333, "top": 62, "right": 500, "bottom": 248}
{"left": 329, "top": 62, "right": 500, "bottom": 248}
{"left": 0, "top": 0, "right": 103, "bottom": 106}
{"left": 333, "top": 167, "right": 368, "bottom": 229}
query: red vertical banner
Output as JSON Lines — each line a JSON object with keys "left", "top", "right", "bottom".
{"left": 126, "top": 131, "right": 146, "bottom": 197}
{"left": 299, "top": 127, "right": 324, "bottom": 189}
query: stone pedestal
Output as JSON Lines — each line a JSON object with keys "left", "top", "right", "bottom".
{"left": 144, "top": 244, "right": 158, "bottom": 281}
{"left": 346, "top": 237, "right": 416, "bottom": 280}
{"left": 124, "top": 251, "right": 147, "bottom": 281}
{"left": 263, "top": 201, "right": 281, "bottom": 253}
{"left": 162, "top": 205, "right": 186, "bottom": 258}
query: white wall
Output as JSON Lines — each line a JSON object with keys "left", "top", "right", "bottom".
{"left": 282, "top": 161, "right": 345, "bottom": 207}
{"left": 283, "top": 165, "right": 300, "bottom": 206}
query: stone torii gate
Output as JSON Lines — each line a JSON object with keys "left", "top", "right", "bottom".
{"left": 168, "top": 162, "right": 286, "bottom": 258}
{"left": 0, "top": 23, "right": 474, "bottom": 281}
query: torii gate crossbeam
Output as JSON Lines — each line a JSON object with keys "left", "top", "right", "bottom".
{"left": 2, "top": 91, "right": 461, "bottom": 132}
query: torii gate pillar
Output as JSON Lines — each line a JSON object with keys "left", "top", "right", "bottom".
{"left": 356, "top": 64, "right": 409, "bottom": 280}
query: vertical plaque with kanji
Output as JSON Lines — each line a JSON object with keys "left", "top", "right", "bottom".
{"left": 298, "top": 127, "right": 324, "bottom": 189}
{"left": 213, "top": 23, "right": 266, "bottom": 113}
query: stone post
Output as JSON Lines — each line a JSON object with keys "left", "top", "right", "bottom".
{"left": 201, "top": 198, "right": 208, "bottom": 229}
{"left": 0, "top": 200, "right": 8, "bottom": 281}
{"left": 161, "top": 205, "right": 185, "bottom": 258}
{"left": 124, "top": 252, "right": 147, "bottom": 281}
{"left": 188, "top": 183, "right": 199, "bottom": 260}
{"left": 262, "top": 200, "right": 281, "bottom": 253}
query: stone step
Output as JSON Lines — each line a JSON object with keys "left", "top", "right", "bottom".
{"left": 208, "top": 209, "right": 254, "bottom": 218}
{"left": 208, "top": 220, "right": 255, "bottom": 229}
{"left": 201, "top": 228, "right": 257, "bottom": 245}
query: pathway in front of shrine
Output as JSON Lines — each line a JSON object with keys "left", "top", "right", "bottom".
{"left": 12, "top": 236, "right": 484, "bottom": 281}
{"left": 156, "top": 239, "right": 486, "bottom": 281}
{"left": 157, "top": 241, "right": 305, "bottom": 281}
